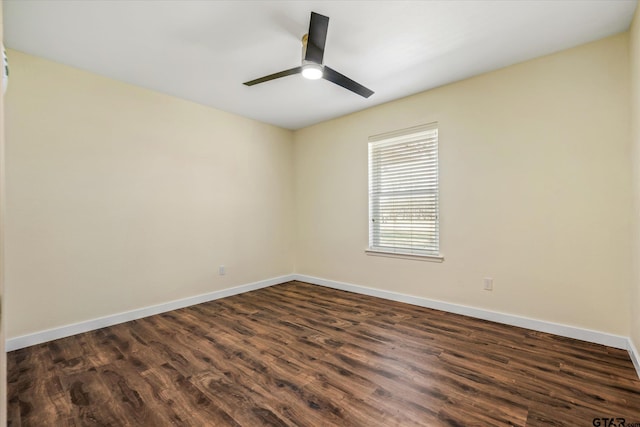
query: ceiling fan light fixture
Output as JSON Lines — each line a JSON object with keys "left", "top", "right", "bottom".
{"left": 301, "top": 63, "right": 323, "bottom": 80}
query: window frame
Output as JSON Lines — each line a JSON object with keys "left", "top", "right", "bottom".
{"left": 366, "top": 122, "right": 443, "bottom": 262}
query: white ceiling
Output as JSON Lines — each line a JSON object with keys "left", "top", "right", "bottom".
{"left": 4, "top": 1, "right": 638, "bottom": 130}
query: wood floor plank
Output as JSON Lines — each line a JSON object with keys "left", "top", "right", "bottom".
{"left": 8, "top": 281, "right": 640, "bottom": 426}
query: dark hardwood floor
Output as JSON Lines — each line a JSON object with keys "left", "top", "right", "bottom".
{"left": 8, "top": 281, "right": 640, "bottom": 426}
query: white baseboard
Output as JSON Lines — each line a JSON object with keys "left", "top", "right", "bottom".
{"left": 7, "top": 271, "right": 635, "bottom": 374}
{"left": 293, "top": 274, "right": 630, "bottom": 350}
{"left": 6, "top": 274, "right": 295, "bottom": 352}
{"left": 628, "top": 339, "right": 640, "bottom": 378}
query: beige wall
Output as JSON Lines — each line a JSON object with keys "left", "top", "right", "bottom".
{"left": 294, "top": 34, "right": 631, "bottom": 335}
{"left": 5, "top": 50, "right": 295, "bottom": 338}
{"left": 1, "top": 2, "right": 7, "bottom": 424}
{"left": 630, "top": 5, "right": 640, "bottom": 353}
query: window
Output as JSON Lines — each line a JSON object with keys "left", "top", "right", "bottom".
{"left": 367, "top": 123, "right": 442, "bottom": 261}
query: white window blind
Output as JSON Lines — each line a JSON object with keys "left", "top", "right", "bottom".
{"left": 368, "top": 123, "right": 439, "bottom": 257}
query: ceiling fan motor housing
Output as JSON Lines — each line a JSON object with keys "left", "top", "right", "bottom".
{"left": 300, "top": 34, "right": 324, "bottom": 79}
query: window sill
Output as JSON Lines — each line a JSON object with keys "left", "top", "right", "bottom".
{"left": 365, "top": 249, "right": 444, "bottom": 263}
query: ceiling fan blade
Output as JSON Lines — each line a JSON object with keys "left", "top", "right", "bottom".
{"left": 243, "top": 67, "right": 302, "bottom": 86}
{"left": 323, "top": 66, "right": 374, "bottom": 98}
{"left": 305, "top": 12, "right": 329, "bottom": 64}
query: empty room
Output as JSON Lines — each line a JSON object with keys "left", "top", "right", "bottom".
{"left": 2, "top": 0, "right": 640, "bottom": 425}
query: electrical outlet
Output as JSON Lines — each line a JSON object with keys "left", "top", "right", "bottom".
{"left": 483, "top": 277, "right": 493, "bottom": 291}
{"left": 219, "top": 265, "right": 225, "bottom": 276}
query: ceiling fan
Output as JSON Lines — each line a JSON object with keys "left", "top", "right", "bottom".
{"left": 243, "top": 12, "right": 374, "bottom": 98}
